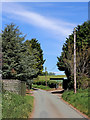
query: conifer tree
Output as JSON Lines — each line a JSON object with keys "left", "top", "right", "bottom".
{"left": 2, "top": 23, "right": 25, "bottom": 79}
{"left": 2, "top": 23, "right": 45, "bottom": 83}
{"left": 57, "top": 21, "right": 90, "bottom": 89}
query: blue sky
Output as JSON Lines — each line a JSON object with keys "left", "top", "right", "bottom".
{"left": 2, "top": 2, "right": 88, "bottom": 75}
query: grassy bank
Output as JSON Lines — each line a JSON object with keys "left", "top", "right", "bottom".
{"left": 32, "top": 84, "right": 52, "bottom": 90}
{"left": 62, "top": 89, "right": 89, "bottom": 117}
{"left": 2, "top": 91, "right": 34, "bottom": 118}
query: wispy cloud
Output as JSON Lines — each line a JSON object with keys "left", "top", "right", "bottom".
{"left": 2, "top": 3, "right": 76, "bottom": 37}
{"left": 2, "top": 0, "right": 88, "bottom": 2}
{"left": 49, "top": 71, "right": 65, "bottom": 75}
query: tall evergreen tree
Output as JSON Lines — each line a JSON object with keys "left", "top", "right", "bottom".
{"left": 20, "top": 40, "right": 40, "bottom": 81}
{"left": 2, "top": 23, "right": 45, "bottom": 83}
{"left": 25, "top": 39, "right": 45, "bottom": 75}
{"left": 2, "top": 23, "right": 25, "bottom": 79}
{"left": 57, "top": 21, "right": 90, "bottom": 89}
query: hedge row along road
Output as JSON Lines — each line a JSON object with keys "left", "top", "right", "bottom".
{"left": 32, "top": 89, "right": 87, "bottom": 119}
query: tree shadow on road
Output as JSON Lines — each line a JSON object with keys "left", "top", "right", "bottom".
{"left": 51, "top": 89, "right": 64, "bottom": 94}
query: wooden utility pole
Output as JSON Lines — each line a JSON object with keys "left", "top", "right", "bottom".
{"left": 45, "top": 67, "right": 47, "bottom": 86}
{"left": 74, "top": 28, "right": 76, "bottom": 93}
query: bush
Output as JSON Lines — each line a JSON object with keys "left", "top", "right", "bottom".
{"left": 47, "top": 81, "right": 59, "bottom": 88}
{"left": 33, "top": 80, "right": 59, "bottom": 88}
{"left": 32, "top": 84, "right": 51, "bottom": 90}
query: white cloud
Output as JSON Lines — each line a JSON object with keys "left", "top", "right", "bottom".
{"left": 1, "top": 0, "right": 89, "bottom": 2}
{"left": 2, "top": 3, "right": 76, "bottom": 37}
{"left": 50, "top": 71, "right": 65, "bottom": 75}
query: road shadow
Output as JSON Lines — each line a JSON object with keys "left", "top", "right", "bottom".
{"left": 51, "top": 89, "right": 64, "bottom": 94}
{"left": 32, "top": 88, "right": 39, "bottom": 91}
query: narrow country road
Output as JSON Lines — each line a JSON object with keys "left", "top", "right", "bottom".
{"left": 32, "top": 89, "right": 87, "bottom": 119}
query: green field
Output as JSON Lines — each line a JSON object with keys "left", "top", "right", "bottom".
{"left": 62, "top": 89, "right": 89, "bottom": 117}
{"left": 2, "top": 91, "right": 34, "bottom": 118}
{"left": 33, "top": 75, "right": 66, "bottom": 81}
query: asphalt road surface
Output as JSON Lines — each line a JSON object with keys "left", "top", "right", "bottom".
{"left": 33, "top": 89, "right": 87, "bottom": 119}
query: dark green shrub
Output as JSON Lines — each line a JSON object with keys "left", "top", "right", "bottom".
{"left": 47, "top": 81, "right": 59, "bottom": 88}
{"left": 33, "top": 80, "right": 59, "bottom": 88}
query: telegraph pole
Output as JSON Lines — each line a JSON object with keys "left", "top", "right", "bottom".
{"left": 45, "top": 67, "right": 47, "bottom": 86}
{"left": 74, "top": 28, "right": 76, "bottom": 93}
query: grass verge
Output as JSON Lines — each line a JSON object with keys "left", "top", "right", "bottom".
{"left": 2, "top": 91, "right": 34, "bottom": 118}
{"left": 62, "top": 89, "right": 89, "bottom": 117}
{"left": 32, "top": 84, "right": 52, "bottom": 90}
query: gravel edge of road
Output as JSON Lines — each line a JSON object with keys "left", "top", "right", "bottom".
{"left": 28, "top": 92, "right": 35, "bottom": 119}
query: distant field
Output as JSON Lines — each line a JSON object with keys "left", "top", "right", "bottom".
{"left": 33, "top": 75, "right": 66, "bottom": 84}
{"left": 34, "top": 75, "right": 66, "bottom": 81}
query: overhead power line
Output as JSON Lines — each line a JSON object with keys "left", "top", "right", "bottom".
{"left": 48, "top": 65, "right": 57, "bottom": 71}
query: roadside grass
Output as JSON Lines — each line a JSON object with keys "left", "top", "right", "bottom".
{"left": 2, "top": 91, "right": 34, "bottom": 118}
{"left": 32, "top": 84, "right": 52, "bottom": 90}
{"left": 62, "top": 88, "right": 89, "bottom": 117}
